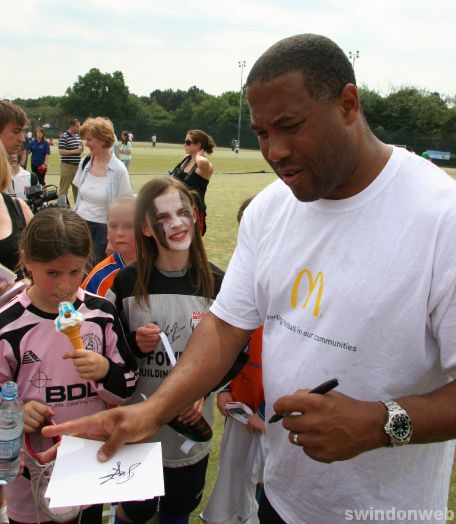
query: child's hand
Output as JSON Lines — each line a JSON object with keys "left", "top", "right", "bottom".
{"left": 217, "top": 391, "right": 233, "bottom": 416}
{"left": 24, "top": 401, "right": 54, "bottom": 433}
{"left": 64, "top": 349, "right": 109, "bottom": 381}
{"left": 177, "top": 398, "right": 204, "bottom": 425}
{"left": 136, "top": 323, "right": 161, "bottom": 353}
{"left": 247, "top": 411, "right": 265, "bottom": 434}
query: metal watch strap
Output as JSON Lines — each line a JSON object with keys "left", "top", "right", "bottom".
{"left": 381, "top": 400, "right": 402, "bottom": 413}
{"left": 380, "top": 400, "right": 412, "bottom": 446}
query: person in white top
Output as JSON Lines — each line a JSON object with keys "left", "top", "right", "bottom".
{"left": 73, "top": 117, "right": 132, "bottom": 264}
{"left": 119, "top": 130, "right": 132, "bottom": 169}
{"left": 44, "top": 34, "right": 456, "bottom": 524}
{"left": 7, "top": 151, "right": 38, "bottom": 200}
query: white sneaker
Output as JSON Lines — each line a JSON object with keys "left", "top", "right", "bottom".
{"left": 24, "top": 428, "right": 81, "bottom": 523}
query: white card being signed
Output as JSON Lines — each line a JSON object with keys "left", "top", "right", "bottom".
{"left": 45, "top": 435, "right": 164, "bottom": 507}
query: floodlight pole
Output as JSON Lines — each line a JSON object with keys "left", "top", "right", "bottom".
{"left": 348, "top": 50, "right": 360, "bottom": 70}
{"left": 237, "top": 60, "right": 246, "bottom": 152}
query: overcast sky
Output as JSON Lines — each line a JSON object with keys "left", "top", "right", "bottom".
{"left": 1, "top": 0, "right": 455, "bottom": 101}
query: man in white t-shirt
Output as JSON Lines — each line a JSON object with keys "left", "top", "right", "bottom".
{"left": 43, "top": 35, "right": 456, "bottom": 524}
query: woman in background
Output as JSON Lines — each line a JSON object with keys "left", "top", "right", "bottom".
{"left": 73, "top": 117, "right": 132, "bottom": 265}
{"left": 119, "top": 130, "right": 132, "bottom": 170}
{"left": 170, "top": 129, "right": 215, "bottom": 235}
{"left": 28, "top": 127, "right": 50, "bottom": 184}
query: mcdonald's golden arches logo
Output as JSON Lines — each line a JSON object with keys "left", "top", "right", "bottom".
{"left": 290, "top": 268, "right": 324, "bottom": 317}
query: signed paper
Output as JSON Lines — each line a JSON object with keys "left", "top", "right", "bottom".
{"left": 45, "top": 435, "right": 164, "bottom": 507}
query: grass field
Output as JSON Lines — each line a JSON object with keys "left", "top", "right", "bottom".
{"left": 41, "top": 143, "right": 456, "bottom": 523}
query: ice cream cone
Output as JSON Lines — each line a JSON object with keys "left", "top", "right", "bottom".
{"left": 55, "top": 301, "right": 85, "bottom": 349}
{"left": 62, "top": 324, "right": 84, "bottom": 350}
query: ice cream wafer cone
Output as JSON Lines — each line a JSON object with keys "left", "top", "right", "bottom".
{"left": 62, "top": 324, "right": 84, "bottom": 350}
{"left": 55, "top": 301, "right": 85, "bottom": 349}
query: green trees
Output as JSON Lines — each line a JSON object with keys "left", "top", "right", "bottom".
{"left": 359, "top": 86, "right": 455, "bottom": 152}
{"left": 63, "top": 69, "right": 130, "bottom": 121}
{"left": 11, "top": 69, "right": 456, "bottom": 151}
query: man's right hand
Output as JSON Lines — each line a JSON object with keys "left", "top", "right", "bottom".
{"left": 41, "top": 402, "right": 160, "bottom": 463}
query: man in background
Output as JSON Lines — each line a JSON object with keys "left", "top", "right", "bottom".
{"left": 58, "top": 118, "right": 83, "bottom": 203}
{"left": 0, "top": 100, "right": 27, "bottom": 156}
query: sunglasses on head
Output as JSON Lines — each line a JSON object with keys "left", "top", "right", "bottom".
{"left": 184, "top": 139, "right": 194, "bottom": 145}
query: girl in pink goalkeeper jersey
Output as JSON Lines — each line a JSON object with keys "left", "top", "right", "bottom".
{"left": 0, "top": 208, "right": 138, "bottom": 524}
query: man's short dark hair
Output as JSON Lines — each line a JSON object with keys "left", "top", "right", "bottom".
{"left": 0, "top": 100, "right": 27, "bottom": 133}
{"left": 246, "top": 34, "right": 356, "bottom": 102}
{"left": 68, "top": 118, "right": 80, "bottom": 127}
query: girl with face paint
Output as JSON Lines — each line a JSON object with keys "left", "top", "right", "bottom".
{"left": 106, "top": 177, "right": 224, "bottom": 524}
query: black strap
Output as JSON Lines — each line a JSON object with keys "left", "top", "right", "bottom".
{"left": 3, "top": 193, "right": 26, "bottom": 229}
{"left": 81, "top": 155, "right": 91, "bottom": 170}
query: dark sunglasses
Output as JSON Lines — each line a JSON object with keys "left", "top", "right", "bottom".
{"left": 184, "top": 139, "right": 194, "bottom": 145}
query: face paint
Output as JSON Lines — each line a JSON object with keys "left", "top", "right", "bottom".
{"left": 148, "top": 189, "right": 195, "bottom": 251}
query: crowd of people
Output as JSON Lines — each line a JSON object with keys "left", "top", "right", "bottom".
{"left": 1, "top": 32, "right": 456, "bottom": 524}
{"left": 0, "top": 100, "right": 224, "bottom": 524}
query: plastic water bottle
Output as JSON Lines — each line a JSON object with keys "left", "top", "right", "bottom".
{"left": 0, "top": 381, "right": 24, "bottom": 483}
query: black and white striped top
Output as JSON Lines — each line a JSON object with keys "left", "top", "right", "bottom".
{"left": 58, "top": 131, "right": 82, "bottom": 164}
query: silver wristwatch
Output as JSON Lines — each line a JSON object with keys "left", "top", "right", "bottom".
{"left": 380, "top": 400, "right": 413, "bottom": 446}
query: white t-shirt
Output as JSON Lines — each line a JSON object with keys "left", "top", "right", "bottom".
{"left": 76, "top": 174, "right": 108, "bottom": 223}
{"left": 119, "top": 142, "right": 132, "bottom": 160}
{"left": 211, "top": 147, "right": 456, "bottom": 524}
{"left": 10, "top": 167, "right": 34, "bottom": 200}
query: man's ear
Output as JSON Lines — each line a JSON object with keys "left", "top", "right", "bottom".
{"left": 338, "top": 83, "right": 360, "bottom": 124}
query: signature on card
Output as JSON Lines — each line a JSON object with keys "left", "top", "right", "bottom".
{"left": 99, "top": 461, "right": 141, "bottom": 485}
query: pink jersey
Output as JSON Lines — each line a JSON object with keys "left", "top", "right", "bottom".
{"left": 0, "top": 287, "right": 138, "bottom": 523}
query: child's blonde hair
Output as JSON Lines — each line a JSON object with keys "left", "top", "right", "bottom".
{"left": 108, "top": 193, "right": 137, "bottom": 218}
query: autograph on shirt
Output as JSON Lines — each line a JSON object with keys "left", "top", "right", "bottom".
{"left": 99, "top": 461, "right": 141, "bottom": 485}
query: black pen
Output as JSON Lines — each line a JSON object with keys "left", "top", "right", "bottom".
{"left": 268, "top": 377, "right": 339, "bottom": 423}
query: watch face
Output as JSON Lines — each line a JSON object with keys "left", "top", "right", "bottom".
{"left": 391, "top": 413, "right": 411, "bottom": 441}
